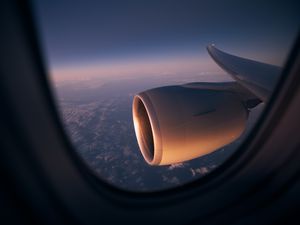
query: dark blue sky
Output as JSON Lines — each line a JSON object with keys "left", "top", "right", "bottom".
{"left": 33, "top": 0, "right": 299, "bottom": 80}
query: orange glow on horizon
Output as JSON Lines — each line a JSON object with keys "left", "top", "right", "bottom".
{"left": 50, "top": 55, "right": 224, "bottom": 83}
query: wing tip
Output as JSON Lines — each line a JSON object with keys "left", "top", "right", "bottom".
{"left": 206, "top": 43, "right": 218, "bottom": 59}
{"left": 206, "top": 43, "right": 219, "bottom": 64}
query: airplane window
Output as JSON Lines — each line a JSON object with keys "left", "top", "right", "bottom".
{"left": 32, "top": 0, "right": 299, "bottom": 191}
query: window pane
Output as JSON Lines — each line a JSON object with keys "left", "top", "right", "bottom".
{"left": 33, "top": 0, "right": 299, "bottom": 191}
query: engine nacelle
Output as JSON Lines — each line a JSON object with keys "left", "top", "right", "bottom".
{"left": 132, "top": 84, "right": 248, "bottom": 165}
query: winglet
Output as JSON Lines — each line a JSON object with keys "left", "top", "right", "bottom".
{"left": 207, "top": 44, "right": 281, "bottom": 101}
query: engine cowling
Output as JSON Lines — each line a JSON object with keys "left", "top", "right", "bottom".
{"left": 132, "top": 84, "right": 248, "bottom": 165}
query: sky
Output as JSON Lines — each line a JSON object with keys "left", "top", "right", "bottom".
{"left": 33, "top": 0, "right": 299, "bottom": 82}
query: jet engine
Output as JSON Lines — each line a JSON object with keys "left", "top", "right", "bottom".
{"left": 132, "top": 84, "right": 249, "bottom": 165}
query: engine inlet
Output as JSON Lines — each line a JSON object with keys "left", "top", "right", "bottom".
{"left": 132, "top": 96, "right": 155, "bottom": 163}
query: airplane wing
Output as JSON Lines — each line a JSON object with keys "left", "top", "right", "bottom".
{"left": 207, "top": 44, "right": 282, "bottom": 101}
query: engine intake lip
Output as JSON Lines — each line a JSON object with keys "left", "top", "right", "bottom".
{"left": 132, "top": 94, "right": 162, "bottom": 165}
